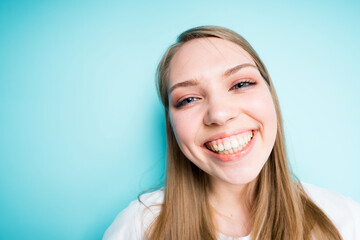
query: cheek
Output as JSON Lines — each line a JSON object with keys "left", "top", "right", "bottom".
{"left": 170, "top": 109, "right": 201, "bottom": 150}
{"left": 246, "top": 90, "right": 277, "bottom": 135}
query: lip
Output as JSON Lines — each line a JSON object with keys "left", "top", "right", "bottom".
{"left": 202, "top": 129, "right": 257, "bottom": 162}
{"left": 203, "top": 128, "right": 255, "bottom": 144}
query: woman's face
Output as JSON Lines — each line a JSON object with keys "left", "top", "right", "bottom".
{"left": 168, "top": 37, "right": 277, "bottom": 186}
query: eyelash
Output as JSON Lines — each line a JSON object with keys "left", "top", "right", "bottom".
{"left": 175, "top": 97, "right": 199, "bottom": 108}
{"left": 230, "top": 80, "right": 256, "bottom": 90}
{"left": 174, "top": 80, "right": 256, "bottom": 109}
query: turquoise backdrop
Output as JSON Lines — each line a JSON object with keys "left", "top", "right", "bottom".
{"left": 0, "top": 0, "right": 359, "bottom": 239}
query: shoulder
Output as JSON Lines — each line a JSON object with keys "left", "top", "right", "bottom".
{"left": 301, "top": 182, "right": 360, "bottom": 239}
{"left": 102, "top": 188, "right": 164, "bottom": 240}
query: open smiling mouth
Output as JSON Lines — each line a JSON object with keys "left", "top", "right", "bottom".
{"left": 205, "top": 130, "right": 254, "bottom": 155}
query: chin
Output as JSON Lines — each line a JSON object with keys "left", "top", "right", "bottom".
{"left": 228, "top": 176, "right": 258, "bottom": 186}
{"left": 220, "top": 167, "right": 262, "bottom": 185}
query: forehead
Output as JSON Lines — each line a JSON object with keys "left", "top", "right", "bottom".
{"left": 169, "top": 37, "right": 256, "bottom": 84}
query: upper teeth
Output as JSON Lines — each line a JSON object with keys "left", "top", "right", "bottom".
{"left": 206, "top": 131, "right": 253, "bottom": 154}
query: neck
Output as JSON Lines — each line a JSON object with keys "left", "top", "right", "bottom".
{"left": 208, "top": 177, "right": 255, "bottom": 213}
{"left": 207, "top": 176, "right": 256, "bottom": 237}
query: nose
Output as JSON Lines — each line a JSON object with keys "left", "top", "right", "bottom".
{"left": 203, "top": 95, "right": 239, "bottom": 126}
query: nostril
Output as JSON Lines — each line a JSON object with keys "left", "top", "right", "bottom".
{"left": 203, "top": 103, "right": 238, "bottom": 126}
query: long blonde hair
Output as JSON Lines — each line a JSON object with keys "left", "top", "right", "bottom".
{"left": 145, "top": 26, "right": 342, "bottom": 240}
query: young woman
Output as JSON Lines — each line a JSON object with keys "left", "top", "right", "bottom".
{"left": 103, "top": 26, "right": 360, "bottom": 240}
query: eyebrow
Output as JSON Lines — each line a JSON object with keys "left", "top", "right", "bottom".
{"left": 168, "top": 63, "right": 257, "bottom": 94}
{"left": 223, "top": 63, "right": 257, "bottom": 77}
{"left": 168, "top": 79, "right": 199, "bottom": 94}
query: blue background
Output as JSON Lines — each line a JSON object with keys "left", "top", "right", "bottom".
{"left": 1, "top": 0, "right": 359, "bottom": 239}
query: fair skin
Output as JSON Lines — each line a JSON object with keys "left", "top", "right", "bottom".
{"left": 168, "top": 37, "right": 277, "bottom": 237}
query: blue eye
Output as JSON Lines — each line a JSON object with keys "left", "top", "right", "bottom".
{"left": 175, "top": 97, "right": 198, "bottom": 108}
{"left": 231, "top": 81, "right": 256, "bottom": 90}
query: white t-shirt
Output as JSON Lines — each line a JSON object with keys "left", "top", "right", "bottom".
{"left": 103, "top": 183, "right": 360, "bottom": 240}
